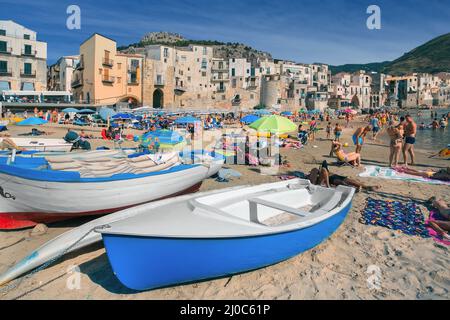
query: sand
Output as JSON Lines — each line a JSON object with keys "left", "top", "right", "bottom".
{"left": 0, "top": 119, "right": 449, "bottom": 300}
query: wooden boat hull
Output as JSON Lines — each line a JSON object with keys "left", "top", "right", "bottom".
{"left": 0, "top": 165, "right": 210, "bottom": 230}
{"left": 101, "top": 201, "right": 352, "bottom": 291}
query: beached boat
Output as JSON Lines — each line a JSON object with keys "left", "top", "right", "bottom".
{"left": 0, "top": 179, "right": 353, "bottom": 289}
{"left": 99, "top": 179, "right": 354, "bottom": 290}
{"left": 0, "top": 151, "right": 223, "bottom": 229}
{"left": 0, "top": 138, "right": 73, "bottom": 152}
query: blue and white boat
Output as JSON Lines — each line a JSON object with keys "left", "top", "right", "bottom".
{"left": 97, "top": 179, "right": 355, "bottom": 291}
{"left": 0, "top": 150, "right": 223, "bottom": 229}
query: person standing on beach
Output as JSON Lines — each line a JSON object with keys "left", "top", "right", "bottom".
{"left": 334, "top": 123, "right": 342, "bottom": 142}
{"left": 352, "top": 126, "right": 371, "bottom": 154}
{"left": 325, "top": 122, "right": 332, "bottom": 139}
{"left": 387, "top": 123, "right": 404, "bottom": 167}
{"left": 370, "top": 115, "right": 380, "bottom": 141}
{"left": 402, "top": 115, "right": 417, "bottom": 166}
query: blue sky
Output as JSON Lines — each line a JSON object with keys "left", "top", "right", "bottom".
{"left": 1, "top": 0, "right": 449, "bottom": 65}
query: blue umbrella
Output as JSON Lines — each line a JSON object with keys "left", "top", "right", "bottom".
{"left": 112, "top": 113, "right": 134, "bottom": 120}
{"left": 99, "top": 107, "right": 116, "bottom": 121}
{"left": 62, "top": 108, "right": 79, "bottom": 113}
{"left": 143, "top": 129, "right": 184, "bottom": 145}
{"left": 78, "top": 109, "right": 96, "bottom": 114}
{"left": 281, "top": 111, "right": 293, "bottom": 116}
{"left": 16, "top": 117, "right": 48, "bottom": 126}
{"left": 174, "top": 116, "right": 200, "bottom": 124}
{"left": 240, "top": 114, "right": 260, "bottom": 124}
{"left": 255, "top": 110, "right": 271, "bottom": 115}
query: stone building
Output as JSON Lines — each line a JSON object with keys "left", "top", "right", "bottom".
{"left": 0, "top": 20, "right": 47, "bottom": 92}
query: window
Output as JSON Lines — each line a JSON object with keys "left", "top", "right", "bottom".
{"left": 24, "top": 44, "right": 32, "bottom": 55}
{"left": 117, "top": 77, "right": 121, "bottom": 84}
{"left": 231, "top": 68, "right": 235, "bottom": 77}
{"left": 24, "top": 34, "right": 30, "bottom": 40}
{"left": 0, "top": 41, "right": 7, "bottom": 53}
{"left": 156, "top": 75, "right": 163, "bottom": 85}
{"left": 250, "top": 94, "right": 254, "bottom": 99}
{"left": 164, "top": 58, "right": 167, "bottom": 63}
{"left": 202, "top": 71, "right": 206, "bottom": 77}
{"left": 203, "top": 47, "right": 207, "bottom": 55}
{"left": 24, "top": 62, "right": 32, "bottom": 74}
{"left": 0, "top": 29, "right": 6, "bottom": 36}
{"left": 21, "top": 82, "right": 34, "bottom": 90}
{"left": 197, "top": 94, "right": 201, "bottom": 99}
{"left": 0, "top": 61, "right": 7, "bottom": 72}
{"left": 201, "top": 58, "right": 207, "bottom": 68}
{"left": 163, "top": 48, "right": 169, "bottom": 58}
{"left": 187, "top": 76, "right": 191, "bottom": 82}
{"left": 0, "top": 81, "right": 10, "bottom": 91}
{"left": 222, "top": 95, "right": 226, "bottom": 100}
{"left": 99, "top": 68, "right": 102, "bottom": 74}
{"left": 117, "top": 63, "right": 122, "bottom": 70}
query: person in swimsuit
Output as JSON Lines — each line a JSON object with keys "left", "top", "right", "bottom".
{"left": 330, "top": 141, "right": 362, "bottom": 167}
{"left": 334, "top": 123, "right": 342, "bottom": 141}
{"left": 387, "top": 123, "right": 404, "bottom": 167}
{"left": 394, "top": 166, "right": 450, "bottom": 182}
{"left": 352, "top": 126, "right": 371, "bottom": 154}
{"left": 307, "top": 161, "right": 380, "bottom": 193}
{"left": 426, "top": 197, "right": 450, "bottom": 240}
{"left": 402, "top": 115, "right": 417, "bottom": 166}
{"left": 370, "top": 116, "right": 380, "bottom": 140}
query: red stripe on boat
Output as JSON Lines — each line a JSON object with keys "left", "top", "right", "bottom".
{"left": 0, "top": 182, "right": 202, "bottom": 230}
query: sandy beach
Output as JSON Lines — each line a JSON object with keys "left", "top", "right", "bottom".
{"left": 0, "top": 118, "right": 449, "bottom": 300}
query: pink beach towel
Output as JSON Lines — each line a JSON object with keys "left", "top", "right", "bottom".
{"left": 426, "top": 211, "right": 450, "bottom": 246}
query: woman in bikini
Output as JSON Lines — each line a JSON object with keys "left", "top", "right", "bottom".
{"left": 387, "top": 123, "right": 404, "bottom": 167}
{"left": 426, "top": 197, "right": 450, "bottom": 241}
{"left": 330, "top": 141, "right": 362, "bottom": 167}
{"left": 394, "top": 167, "right": 450, "bottom": 182}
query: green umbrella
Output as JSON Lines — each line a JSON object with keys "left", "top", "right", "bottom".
{"left": 249, "top": 115, "right": 297, "bottom": 134}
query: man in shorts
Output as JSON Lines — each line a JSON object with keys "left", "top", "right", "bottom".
{"left": 402, "top": 115, "right": 417, "bottom": 166}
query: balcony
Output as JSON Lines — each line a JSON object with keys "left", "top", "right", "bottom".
{"left": 128, "top": 79, "right": 139, "bottom": 85}
{"left": 22, "top": 49, "right": 37, "bottom": 57}
{"left": 20, "top": 70, "right": 36, "bottom": 78}
{"left": 0, "top": 47, "right": 12, "bottom": 55}
{"left": 71, "top": 78, "right": 83, "bottom": 88}
{"left": 216, "top": 87, "right": 226, "bottom": 93}
{"left": 102, "top": 58, "right": 114, "bottom": 67}
{"left": 155, "top": 79, "right": 165, "bottom": 86}
{"left": 75, "top": 60, "right": 84, "bottom": 70}
{"left": 102, "top": 75, "right": 115, "bottom": 83}
{"left": 0, "top": 68, "right": 12, "bottom": 76}
{"left": 211, "top": 77, "right": 230, "bottom": 82}
{"left": 174, "top": 85, "right": 186, "bottom": 92}
{"left": 212, "top": 68, "right": 229, "bottom": 72}
{"left": 231, "top": 99, "right": 241, "bottom": 106}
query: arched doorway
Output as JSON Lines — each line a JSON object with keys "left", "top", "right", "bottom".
{"left": 153, "top": 89, "right": 164, "bottom": 109}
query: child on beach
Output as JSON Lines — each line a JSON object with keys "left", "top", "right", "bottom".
{"left": 326, "top": 122, "right": 332, "bottom": 139}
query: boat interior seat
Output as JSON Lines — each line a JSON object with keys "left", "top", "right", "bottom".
{"left": 248, "top": 198, "right": 310, "bottom": 223}
{"left": 310, "top": 191, "right": 343, "bottom": 214}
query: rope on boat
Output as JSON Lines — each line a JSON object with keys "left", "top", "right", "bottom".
{"left": 0, "top": 224, "right": 111, "bottom": 297}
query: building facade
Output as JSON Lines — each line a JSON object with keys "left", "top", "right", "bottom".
{"left": 0, "top": 20, "right": 47, "bottom": 92}
{"left": 48, "top": 55, "right": 79, "bottom": 92}
{"left": 71, "top": 33, "right": 143, "bottom": 106}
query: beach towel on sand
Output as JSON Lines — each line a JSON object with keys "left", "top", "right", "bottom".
{"left": 359, "top": 166, "right": 450, "bottom": 186}
{"left": 426, "top": 211, "right": 450, "bottom": 246}
{"left": 361, "top": 198, "right": 430, "bottom": 238}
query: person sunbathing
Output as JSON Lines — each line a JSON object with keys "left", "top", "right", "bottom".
{"left": 426, "top": 197, "right": 450, "bottom": 240}
{"left": 307, "top": 161, "right": 380, "bottom": 193}
{"left": 330, "top": 141, "right": 362, "bottom": 167}
{"left": 394, "top": 166, "right": 450, "bottom": 182}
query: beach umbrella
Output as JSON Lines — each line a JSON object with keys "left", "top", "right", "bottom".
{"left": 62, "top": 108, "right": 79, "bottom": 113}
{"left": 240, "top": 114, "right": 260, "bottom": 124}
{"left": 99, "top": 107, "right": 116, "bottom": 121}
{"left": 77, "top": 109, "right": 96, "bottom": 114}
{"left": 174, "top": 116, "right": 200, "bottom": 124}
{"left": 255, "top": 109, "right": 271, "bottom": 115}
{"left": 112, "top": 113, "right": 134, "bottom": 120}
{"left": 16, "top": 117, "right": 48, "bottom": 126}
{"left": 281, "top": 111, "right": 293, "bottom": 116}
{"left": 249, "top": 115, "right": 297, "bottom": 134}
{"left": 143, "top": 129, "right": 184, "bottom": 145}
